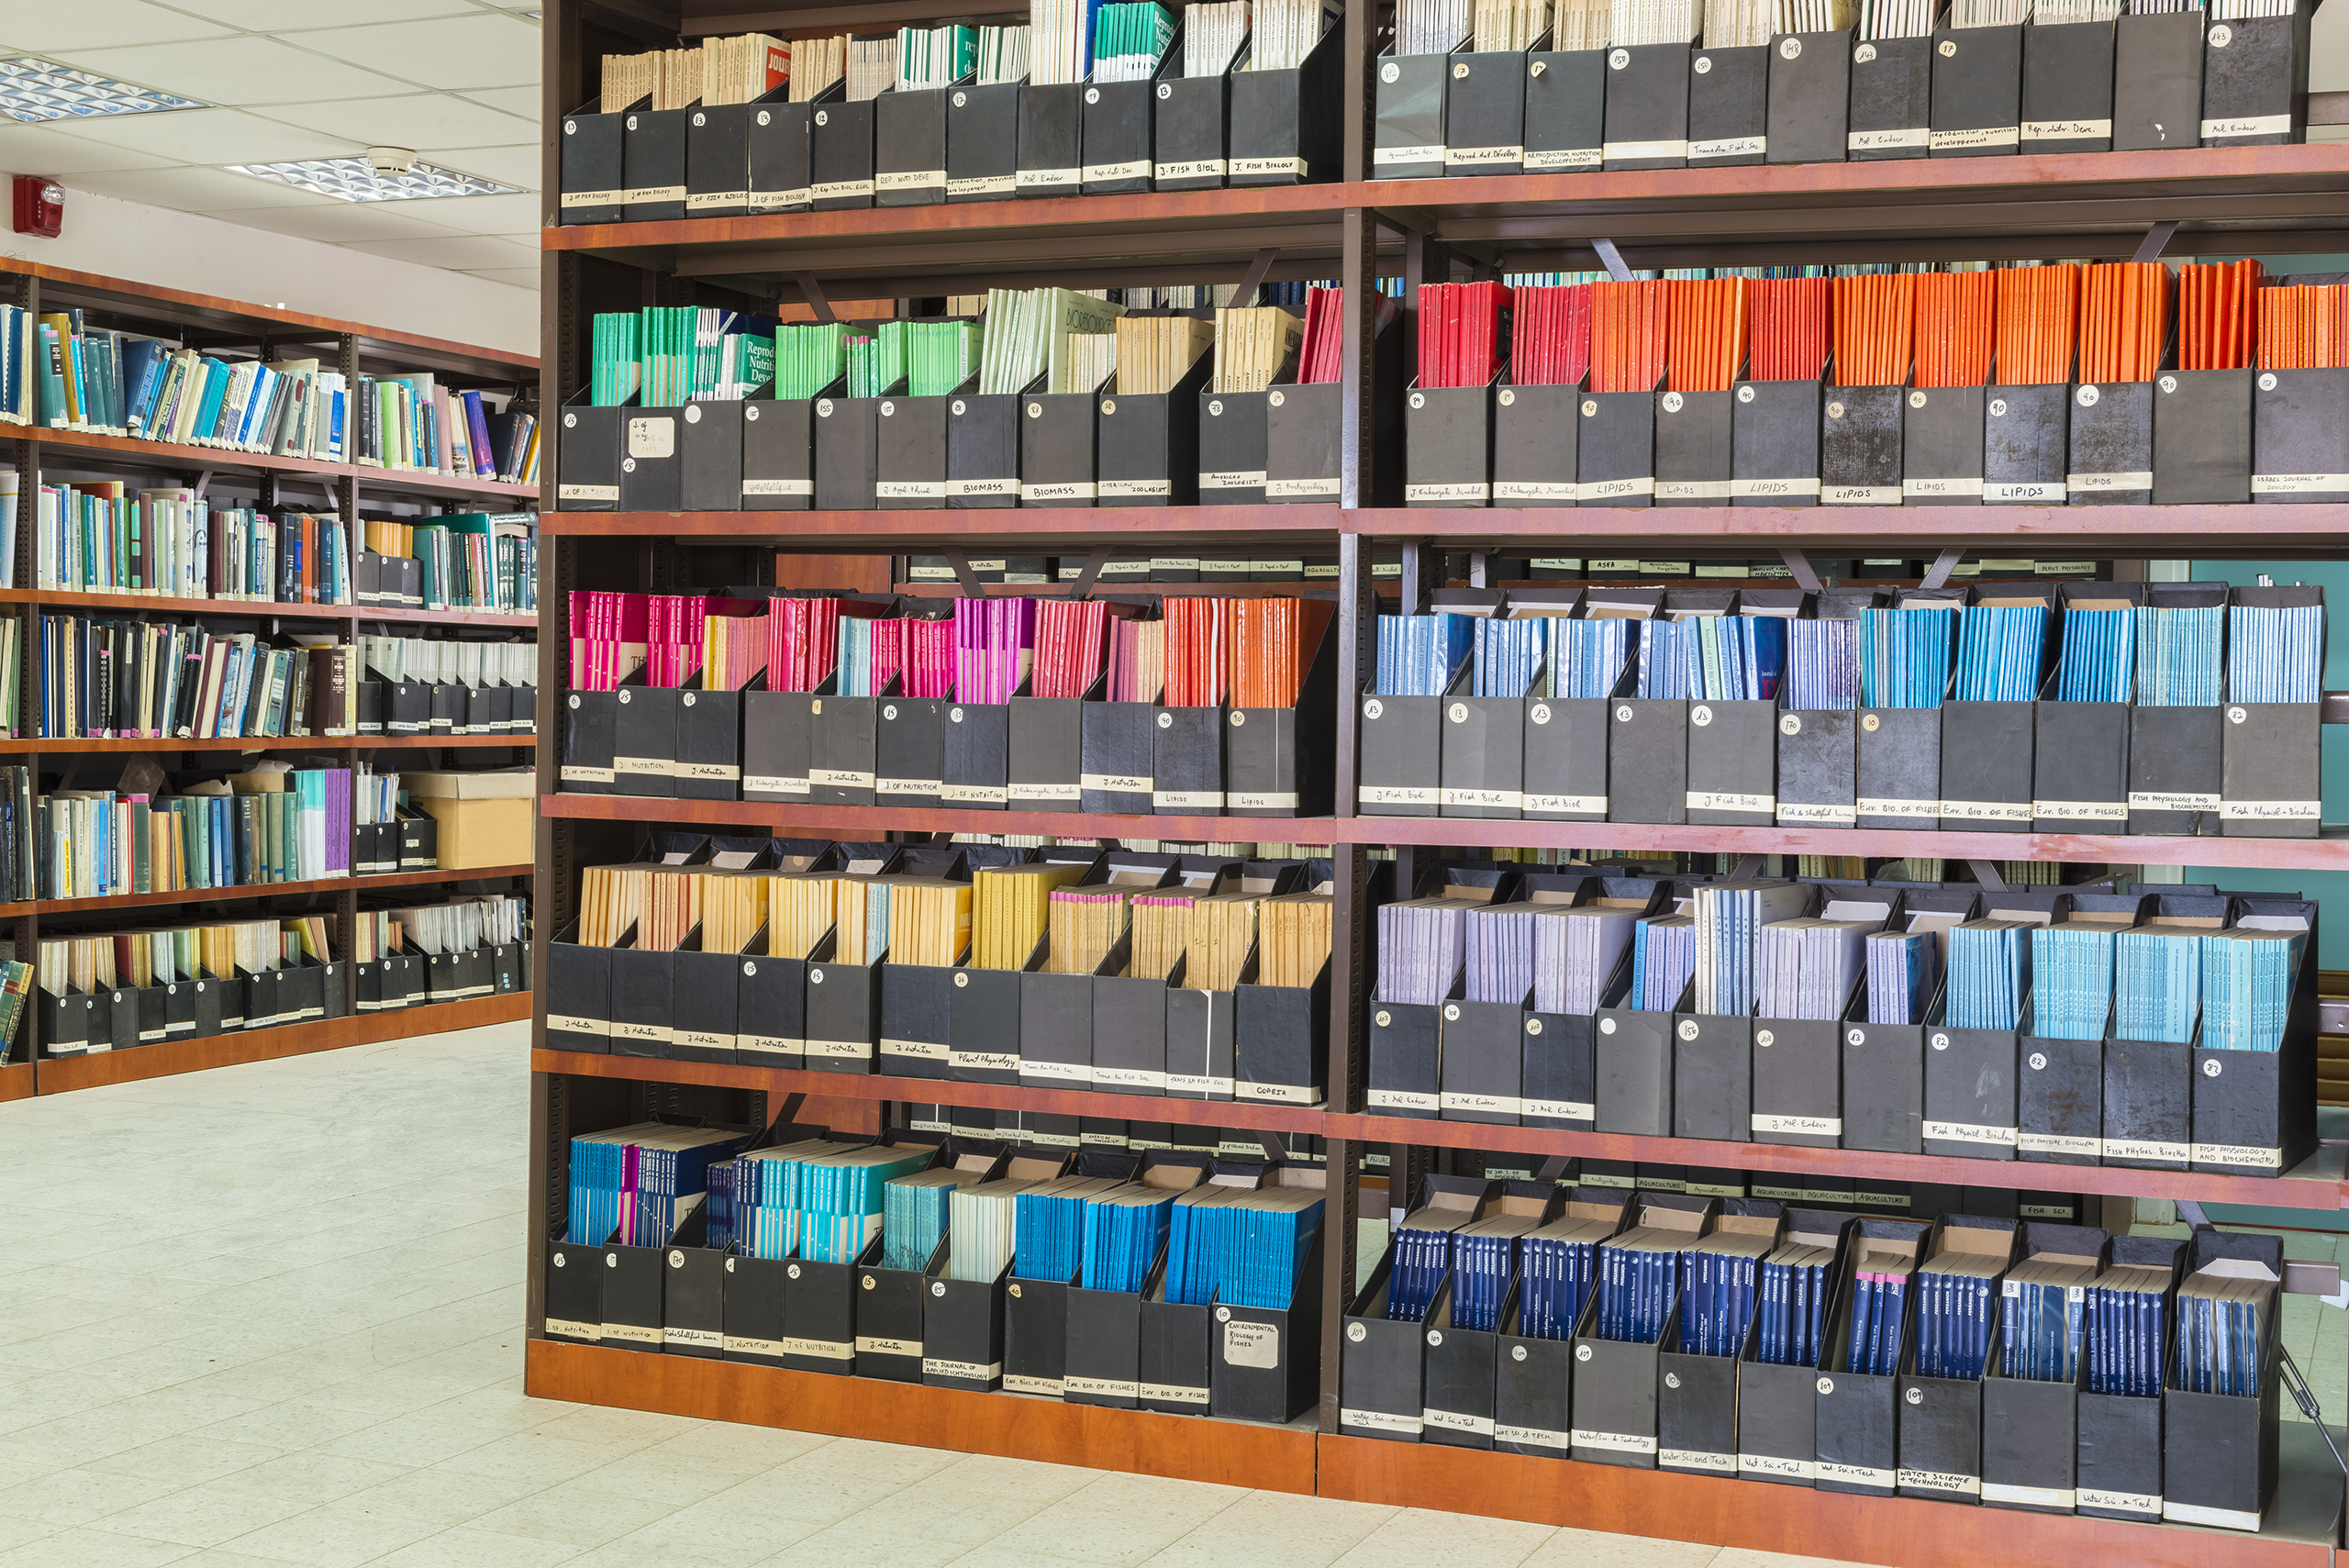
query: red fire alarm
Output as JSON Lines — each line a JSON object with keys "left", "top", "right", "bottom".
{"left": 13, "top": 175, "right": 64, "bottom": 239}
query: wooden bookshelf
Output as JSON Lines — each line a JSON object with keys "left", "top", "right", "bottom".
{"left": 2, "top": 258, "right": 540, "bottom": 1091}
{"left": 529, "top": 0, "right": 2349, "bottom": 1554}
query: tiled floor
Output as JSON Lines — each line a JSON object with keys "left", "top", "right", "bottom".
{"left": 0, "top": 1026, "right": 2336, "bottom": 1568}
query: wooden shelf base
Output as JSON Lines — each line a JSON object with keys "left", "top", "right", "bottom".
{"left": 35, "top": 991, "right": 529, "bottom": 1095}
{"left": 1316, "top": 1429, "right": 2341, "bottom": 1568}
{"left": 523, "top": 1339, "right": 1319, "bottom": 1496}
{"left": 0, "top": 1061, "right": 33, "bottom": 1103}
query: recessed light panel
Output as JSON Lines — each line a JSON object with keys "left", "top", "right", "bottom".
{"left": 0, "top": 56, "right": 205, "bottom": 122}
{"left": 223, "top": 158, "right": 519, "bottom": 202}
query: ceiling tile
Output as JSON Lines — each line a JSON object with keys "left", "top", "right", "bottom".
{"left": 56, "top": 36, "right": 415, "bottom": 105}
{"left": 195, "top": 0, "right": 477, "bottom": 29}
{"left": 421, "top": 144, "right": 539, "bottom": 188}
{"left": 342, "top": 232, "right": 536, "bottom": 267}
{"left": 457, "top": 86, "right": 540, "bottom": 117}
{"left": 249, "top": 91, "right": 535, "bottom": 150}
{"left": 293, "top": 13, "right": 540, "bottom": 91}
{"left": 206, "top": 201, "right": 472, "bottom": 241}
{"left": 0, "top": 0, "right": 232, "bottom": 53}
{"left": 455, "top": 267, "right": 541, "bottom": 290}
{"left": 58, "top": 106, "right": 358, "bottom": 163}
{"left": 63, "top": 164, "right": 346, "bottom": 210}
{"left": 0, "top": 122, "right": 180, "bottom": 176}
{"left": 385, "top": 189, "right": 542, "bottom": 232}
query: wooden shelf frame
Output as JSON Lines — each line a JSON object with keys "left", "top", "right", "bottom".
{"left": 0, "top": 587, "right": 536, "bottom": 628}
{"left": 533, "top": 0, "right": 2349, "bottom": 1551}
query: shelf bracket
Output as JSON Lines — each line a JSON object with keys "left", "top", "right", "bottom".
{"left": 1920, "top": 544, "right": 1967, "bottom": 592}
{"left": 793, "top": 272, "right": 838, "bottom": 326}
{"left": 942, "top": 550, "right": 986, "bottom": 598}
{"left": 190, "top": 471, "right": 214, "bottom": 501}
{"left": 1536, "top": 1154, "right": 1573, "bottom": 1183}
{"left": 2132, "top": 220, "right": 2180, "bottom": 264}
{"left": 1591, "top": 238, "right": 1635, "bottom": 284}
{"left": 1967, "top": 859, "right": 2008, "bottom": 893}
{"left": 1235, "top": 246, "right": 1280, "bottom": 308}
{"left": 1255, "top": 1130, "right": 1290, "bottom": 1162}
{"left": 1727, "top": 853, "right": 1765, "bottom": 882}
{"left": 1063, "top": 545, "right": 1112, "bottom": 600}
{"left": 1777, "top": 549, "right": 1824, "bottom": 593}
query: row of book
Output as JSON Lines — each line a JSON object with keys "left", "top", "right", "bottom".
{"left": 39, "top": 621, "right": 355, "bottom": 742}
{"left": 30, "top": 487, "right": 354, "bottom": 604}
{"left": 1356, "top": 582, "right": 2322, "bottom": 836}
{"left": 1373, "top": 2, "right": 2310, "bottom": 183}
{"left": 2, "top": 767, "right": 354, "bottom": 900}
{"left": 1345, "top": 1183, "right": 2283, "bottom": 1527}
{"left": 358, "top": 515, "right": 539, "bottom": 616}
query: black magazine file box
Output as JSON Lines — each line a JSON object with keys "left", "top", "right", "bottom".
{"left": 1524, "top": 48, "right": 1607, "bottom": 171}
{"left": 1820, "top": 384, "right": 1903, "bottom": 506}
{"left": 2076, "top": 1235, "right": 2180, "bottom": 1520}
{"left": 738, "top": 940, "right": 809, "bottom": 1069}
{"left": 2153, "top": 368, "right": 2250, "bottom": 505}
{"left": 1399, "top": 377, "right": 1494, "bottom": 505}
{"left": 1898, "top": 1216, "right": 2020, "bottom": 1504}
{"left": 1929, "top": 22, "right": 2022, "bottom": 156}
{"left": 1655, "top": 387, "right": 1732, "bottom": 505}
{"left": 1659, "top": 1206, "right": 1787, "bottom": 1474}
{"left": 943, "top": 695, "right": 1011, "bottom": 808}
{"left": 948, "top": 388, "right": 1022, "bottom": 506}
{"left": 1154, "top": 63, "right": 1230, "bottom": 189}
{"left": 1020, "top": 386, "right": 1102, "bottom": 505}
{"left": 809, "top": 96, "right": 877, "bottom": 208}
{"left": 1983, "top": 383, "right": 2070, "bottom": 505}
{"left": 740, "top": 396, "right": 817, "bottom": 510}
{"left": 813, "top": 394, "right": 881, "bottom": 511}
{"left": 1199, "top": 387, "right": 1269, "bottom": 506}
{"left": 1768, "top": 31, "right": 1851, "bottom": 163}
{"left": 1848, "top": 35, "right": 1932, "bottom": 159}
{"left": 1814, "top": 1218, "right": 1932, "bottom": 1494}
{"left": 621, "top": 105, "right": 688, "bottom": 220}
{"left": 1904, "top": 384, "right": 1985, "bottom": 503}
{"left": 1009, "top": 677, "right": 1097, "bottom": 810}
{"left": 1495, "top": 1192, "right": 1631, "bottom": 1457}
{"left": 2190, "top": 895, "right": 2318, "bottom": 1175}
{"left": 611, "top": 676, "right": 680, "bottom": 799}
{"left": 876, "top": 388, "right": 957, "bottom": 509}
{"left": 748, "top": 100, "right": 814, "bottom": 213}
{"left": 677, "top": 679, "right": 751, "bottom": 801}
{"left": 2162, "top": 1231, "right": 2284, "bottom": 1529}
{"left": 558, "top": 103, "right": 625, "bottom": 224}
{"left": 2252, "top": 365, "right": 2349, "bottom": 506}
{"left": 1855, "top": 698, "right": 1943, "bottom": 830}
{"left": 877, "top": 691, "right": 947, "bottom": 808}
{"left": 947, "top": 81, "right": 1021, "bottom": 200}
{"left": 1374, "top": 45, "right": 1451, "bottom": 180}
{"left": 1441, "top": 665, "right": 1532, "bottom": 818}
{"left": 1579, "top": 386, "right": 1658, "bottom": 505}
{"left": 1733, "top": 376, "right": 1824, "bottom": 505}
{"left": 1213, "top": 1218, "right": 1325, "bottom": 1423}
{"left": 1673, "top": 999, "right": 1753, "bottom": 1145}
{"left": 1082, "top": 33, "right": 1180, "bottom": 194}
{"left": 562, "top": 689, "right": 616, "bottom": 793}
{"left": 662, "top": 1212, "right": 727, "bottom": 1358}
{"left": 1607, "top": 695, "right": 1689, "bottom": 825}
{"left": 556, "top": 400, "right": 620, "bottom": 511}
{"left": 2113, "top": 11, "right": 2202, "bottom": 150}
{"left": 2201, "top": 8, "right": 2310, "bottom": 147}
{"left": 1603, "top": 42, "right": 1693, "bottom": 169}
{"left": 1230, "top": 22, "right": 1344, "bottom": 183}
{"left": 685, "top": 101, "right": 755, "bottom": 217}
{"left": 670, "top": 926, "right": 744, "bottom": 1064}
{"left": 1687, "top": 44, "right": 1768, "bottom": 165}
{"left": 1228, "top": 606, "right": 1340, "bottom": 816}
{"left": 1018, "top": 82, "right": 1085, "bottom": 195}
{"left": 1737, "top": 1209, "right": 1855, "bottom": 1485}
{"left": 875, "top": 83, "right": 950, "bottom": 205}
{"left": 2017, "top": 991, "right": 2108, "bottom": 1165}
{"left": 1594, "top": 966, "right": 1674, "bottom": 1136}
{"left": 2220, "top": 584, "right": 2322, "bottom": 839}
{"left": 2128, "top": 586, "right": 2226, "bottom": 837}
{"left": 1237, "top": 954, "right": 1329, "bottom": 1106}
{"left": 1493, "top": 380, "right": 1582, "bottom": 506}
{"left": 742, "top": 687, "right": 814, "bottom": 803}
{"left": 1099, "top": 351, "right": 1213, "bottom": 505}
{"left": 804, "top": 938, "right": 883, "bottom": 1075}
{"left": 2020, "top": 20, "right": 2116, "bottom": 152}
{"left": 2067, "top": 378, "right": 2154, "bottom": 505}
{"left": 1445, "top": 47, "right": 1530, "bottom": 173}
{"left": 1980, "top": 1221, "right": 2111, "bottom": 1511}
{"left": 1573, "top": 1193, "right": 1719, "bottom": 1467}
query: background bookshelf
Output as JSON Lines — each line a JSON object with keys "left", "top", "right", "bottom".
{"left": 2, "top": 259, "right": 540, "bottom": 1097}
{"left": 529, "top": 1, "right": 2349, "bottom": 1561}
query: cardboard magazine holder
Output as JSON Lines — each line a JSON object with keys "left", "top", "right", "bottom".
{"left": 1658, "top": 1203, "right": 1787, "bottom": 1474}
{"left": 1753, "top": 888, "right": 1895, "bottom": 1148}
{"left": 1981, "top": 1222, "right": 2112, "bottom": 1512}
{"left": 1777, "top": 589, "right": 1884, "bottom": 829}
{"left": 1573, "top": 1193, "right": 1720, "bottom": 1467}
{"left": 1813, "top": 1218, "right": 1931, "bottom": 1495}
{"left": 2161, "top": 1232, "right": 2285, "bottom": 1530}
{"left": 2102, "top": 894, "right": 2227, "bottom": 1170}
{"left": 1492, "top": 1189, "right": 1631, "bottom": 1455}
{"left": 1525, "top": 878, "right": 1667, "bottom": 1131}
{"left": 947, "top": 81, "right": 1022, "bottom": 200}
{"left": 1898, "top": 1216, "right": 2021, "bottom": 1504}
{"left": 2190, "top": 895, "right": 2319, "bottom": 1175}
{"left": 1422, "top": 1181, "right": 1565, "bottom": 1446}
{"left": 1735, "top": 1208, "right": 1857, "bottom": 1485}
{"left": 1340, "top": 1176, "right": 1499, "bottom": 1439}
{"left": 1004, "top": 1147, "right": 1149, "bottom": 1395}
{"left": 1374, "top": 41, "right": 1455, "bottom": 180}
{"left": 1229, "top": 21, "right": 1345, "bottom": 182}
{"left": 2220, "top": 584, "right": 2323, "bottom": 839}
{"left": 2126, "top": 581, "right": 2228, "bottom": 836}
{"left": 2076, "top": 1234, "right": 2182, "bottom": 1520}
{"left": 1768, "top": 30, "right": 1852, "bottom": 162}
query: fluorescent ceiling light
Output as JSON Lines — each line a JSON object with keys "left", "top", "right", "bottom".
{"left": 0, "top": 55, "right": 205, "bottom": 122}
{"left": 224, "top": 157, "right": 519, "bottom": 202}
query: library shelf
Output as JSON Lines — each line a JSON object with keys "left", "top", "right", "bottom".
{"left": 8, "top": 735, "right": 534, "bottom": 754}
{"left": 0, "top": 862, "right": 534, "bottom": 922}
{"left": 522, "top": 1339, "right": 1320, "bottom": 1496}
{"left": 0, "top": 587, "right": 538, "bottom": 629}
{"left": 536, "top": 793, "right": 1345, "bottom": 844}
{"left": 1313, "top": 1427, "right": 2344, "bottom": 1568}
{"left": 534, "top": 1048, "right": 1328, "bottom": 1135}
{"left": 27, "top": 424, "right": 538, "bottom": 504}
{"left": 539, "top": 506, "right": 1342, "bottom": 546}
{"left": 35, "top": 990, "right": 530, "bottom": 1096}
{"left": 0, "top": 1061, "right": 30, "bottom": 1103}
{"left": 3, "top": 257, "right": 539, "bottom": 383}
{"left": 1357, "top": 505, "right": 2349, "bottom": 559}
{"left": 1330, "top": 1115, "right": 2349, "bottom": 1213}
